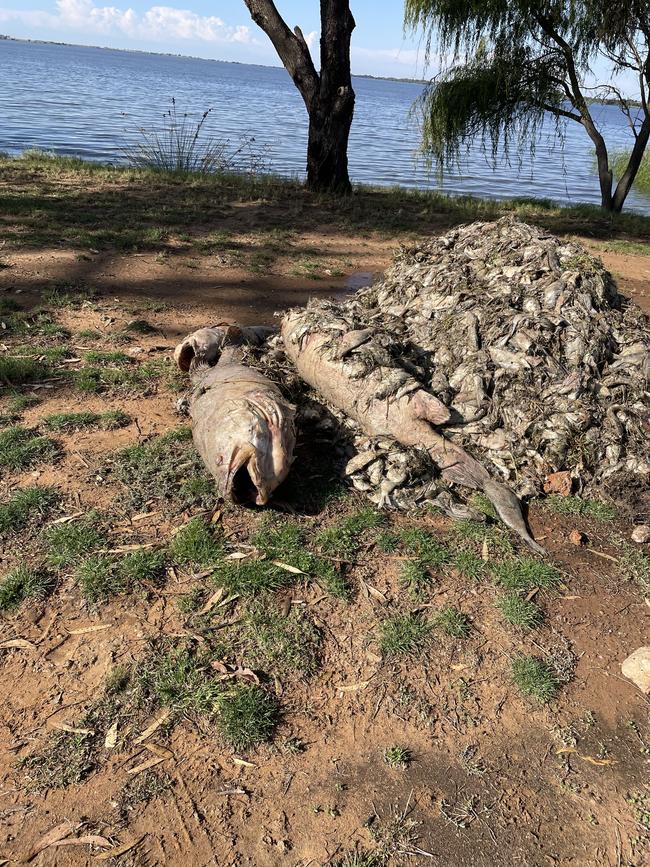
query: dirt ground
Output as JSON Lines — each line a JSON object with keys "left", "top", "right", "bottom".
{"left": 1, "top": 161, "right": 649, "bottom": 866}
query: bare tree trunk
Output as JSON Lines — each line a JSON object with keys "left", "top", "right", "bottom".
{"left": 243, "top": 0, "right": 355, "bottom": 194}
{"left": 611, "top": 117, "right": 650, "bottom": 212}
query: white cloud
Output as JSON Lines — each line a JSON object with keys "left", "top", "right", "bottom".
{"left": 0, "top": 0, "right": 252, "bottom": 44}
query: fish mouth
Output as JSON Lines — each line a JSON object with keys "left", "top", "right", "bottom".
{"left": 227, "top": 447, "right": 269, "bottom": 507}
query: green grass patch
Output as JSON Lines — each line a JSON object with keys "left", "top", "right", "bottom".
{"left": 0, "top": 356, "right": 49, "bottom": 386}
{"left": 253, "top": 518, "right": 351, "bottom": 600}
{"left": 544, "top": 495, "right": 616, "bottom": 521}
{"left": 212, "top": 559, "right": 289, "bottom": 596}
{"left": 612, "top": 148, "right": 650, "bottom": 197}
{"left": 619, "top": 545, "right": 650, "bottom": 594}
{"left": 0, "top": 425, "right": 60, "bottom": 470}
{"left": 379, "top": 612, "right": 431, "bottom": 657}
{"left": 6, "top": 393, "right": 40, "bottom": 415}
{"left": 496, "top": 592, "right": 543, "bottom": 630}
{"left": 399, "top": 528, "right": 451, "bottom": 569}
{"left": 171, "top": 518, "right": 223, "bottom": 568}
{"left": 434, "top": 605, "right": 470, "bottom": 638}
{"left": 0, "top": 565, "right": 54, "bottom": 611}
{"left": 43, "top": 409, "right": 131, "bottom": 432}
{"left": 44, "top": 513, "right": 105, "bottom": 569}
{"left": 512, "top": 655, "right": 559, "bottom": 702}
{"left": 0, "top": 486, "right": 58, "bottom": 536}
{"left": 76, "top": 549, "right": 166, "bottom": 603}
{"left": 125, "top": 318, "right": 157, "bottom": 334}
{"left": 110, "top": 428, "right": 213, "bottom": 511}
{"left": 400, "top": 559, "right": 432, "bottom": 599}
{"left": 383, "top": 745, "right": 412, "bottom": 768}
{"left": 214, "top": 683, "right": 279, "bottom": 751}
{"left": 453, "top": 549, "right": 486, "bottom": 581}
{"left": 235, "top": 602, "right": 321, "bottom": 677}
{"left": 316, "top": 507, "right": 384, "bottom": 559}
{"left": 491, "top": 558, "right": 561, "bottom": 592}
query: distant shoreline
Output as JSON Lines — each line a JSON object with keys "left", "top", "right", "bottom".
{"left": 0, "top": 34, "right": 428, "bottom": 85}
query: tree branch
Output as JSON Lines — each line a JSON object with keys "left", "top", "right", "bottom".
{"left": 242, "top": 0, "right": 319, "bottom": 110}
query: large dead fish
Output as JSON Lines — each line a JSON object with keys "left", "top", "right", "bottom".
{"left": 181, "top": 329, "right": 295, "bottom": 506}
{"left": 174, "top": 323, "right": 276, "bottom": 371}
{"left": 282, "top": 311, "right": 544, "bottom": 554}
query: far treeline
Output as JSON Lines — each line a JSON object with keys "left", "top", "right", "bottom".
{"left": 242, "top": 0, "right": 650, "bottom": 213}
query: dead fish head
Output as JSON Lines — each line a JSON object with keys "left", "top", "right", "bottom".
{"left": 215, "top": 393, "right": 296, "bottom": 506}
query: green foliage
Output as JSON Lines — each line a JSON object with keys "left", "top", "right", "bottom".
{"left": 0, "top": 565, "right": 54, "bottom": 611}
{"left": 496, "top": 592, "right": 543, "bottom": 630}
{"left": 316, "top": 508, "right": 384, "bottom": 559}
{"left": 491, "top": 557, "right": 561, "bottom": 592}
{"left": 400, "top": 559, "right": 432, "bottom": 599}
{"left": 44, "top": 513, "right": 105, "bottom": 569}
{"left": 142, "top": 646, "right": 221, "bottom": 714}
{"left": 0, "top": 356, "right": 49, "bottom": 386}
{"left": 404, "top": 0, "right": 650, "bottom": 211}
{"left": 612, "top": 149, "right": 650, "bottom": 196}
{"left": 213, "top": 559, "right": 289, "bottom": 596}
{"left": 76, "top": 549, "right": 165, "bottom": 603}
{"left": 0, "top": 486, "right": 58, "bottom": 536}
{"left": 399, "top": 528, "right": 451, "bottom": 569}
{"left": 512, "top": 655, "right": 558, "bottom": 702}
{"left": 43, "top": 409, "right": 131, "bottom": 432}
{"left": 0, "top": 425, "right": 59, "bottom": 470}
{"left": 214, "top": 683, "right": 279, "bottom": 751}
{"left": 236, "top": 602, "right": 321, "bottom": 677}
{"left": 333, "top": 854, "right": 382, "bottom": 867}
{"left": 171, "top": 518, "right": 223, "bottom": 568}
{"left": 253, "top": 518, "right": 351, "bottom": 600}
{"left": 383, "top": 745, "right": 412, "bottom": 768}
{"left": 111, "top": 428, "right": 213, "bottom": 510}
{"left": 544, "top": 495, "right": 616, "bottom": 521}
{"left": 453, "top": 549, "right": 486, "bottom": 581}
{"left": 619, "top": 545, "right": 650, "bottom": 594}
{"left": 434, "top": 605, "right": 470, "bottom": 638}
{"left": 379, "top": 612, "right": 431, "bottom": 657}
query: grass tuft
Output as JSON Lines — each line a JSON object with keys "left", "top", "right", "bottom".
{"left": 379, "top": 612, "right": 430, "bottom": 657}
{"left": 400, "top": 559, "right": 432, "bottom": 598}
{"left": 43, "top": 409, "right": 131, "bottom": 432}
{"left": 434, "top": 605, "right": 470, "bottom": 638}
{"left": 111, "top": 428, "right": 213, "bottom": 510}
{"left": 0, "top": 486, "right": 58, "bottom": 536}
{"left": 215, "top": 683, "right": 279, "bottom": 751}
{"left": 491, "top": 557, "right": 561, "bottom": 592}
{"left": 44, "top": 513, "right": 105, "bottom": 569}
{"left": 383, "top": 745, "right": 412, "bottom": 768}
{"left": 0, "top": 425, "right": 59, "bottom": 470}
{"left": 316, "top": 508, "right": 384, "bottom": 559}
{"left": 399, "top": 528, "right": 451, "bottom": 569}
{"left": 0, "top": 356, "right": 49, "bottom": 386}
{"left": 0, "top": 565, "right": 54, "bottom": 611}
{"left": 235, "top": 602, "right": 321, "bottom": 677}
{"left": 453, "top": 549, "right": 486, "bottom": 581}
{"left": 171, "top": 518, "right": 223, "bottom": 568}
{"left": 544, "top": 495, "right": 616, "bottom": 521}
{"left": 512, "top": 655, "right": 559, "bottom": 702}
{"left": 496, "top": 592, "right": 543, "bottom": 630}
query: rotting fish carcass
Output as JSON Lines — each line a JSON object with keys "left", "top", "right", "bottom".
{"left": 188, "top": 345, "right": 296, "bottom": 506}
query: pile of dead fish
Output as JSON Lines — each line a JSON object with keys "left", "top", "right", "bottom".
{"left": 290, "top": 218, "right": 650, "bottom": 505}
{"left": 174, "top": 218, "right": 650, "bottom": 538}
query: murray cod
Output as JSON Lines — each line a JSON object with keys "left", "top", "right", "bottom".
{"left": 181, "top": 327, "right": 296, "bottom": 506}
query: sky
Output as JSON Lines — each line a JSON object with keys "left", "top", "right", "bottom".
{"left": 0, "top": 0, "right": 430, "bottom": 78}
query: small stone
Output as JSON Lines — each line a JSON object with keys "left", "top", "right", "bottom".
{"left": 631, "top": 525, "right": 650, "bottom": 544}
{"left": 569, "top": 529, "right": 586, "bottom": 546}
{"left": 544, "top": 471, "right": 572, "bottom": 497}
{"left": 621, "top": 647, "right": 650, "bottom": 693}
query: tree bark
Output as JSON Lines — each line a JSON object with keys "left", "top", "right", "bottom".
{"left": 611, "top": 116, "right": 650, "bottom": 212}
{"left": 243, "top": 0, "right": 356, "bottom": 193}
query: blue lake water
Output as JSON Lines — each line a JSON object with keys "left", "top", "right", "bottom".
{"left": 1, "top": 38, "right": 649, "bottom": 213}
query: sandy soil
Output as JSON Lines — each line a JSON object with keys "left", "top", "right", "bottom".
{"left": 1, "top": 185, "right": 649, "bottom": 867}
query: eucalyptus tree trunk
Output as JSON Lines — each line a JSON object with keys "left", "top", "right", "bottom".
{"left": 243, "top": 0, "right": 356, "bottom": 193}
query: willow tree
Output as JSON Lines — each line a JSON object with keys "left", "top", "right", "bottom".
{"left": 243, "top": 0, "right": 355, "bottom": 193}
{"left": 404, "top": 0, "right": 650, "bottom": 212}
